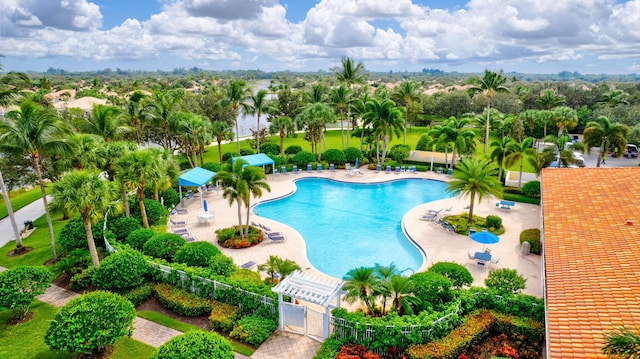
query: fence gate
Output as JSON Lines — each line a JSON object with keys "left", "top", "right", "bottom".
{"left": 280, "top": 302, "right": 327, "bottom": 341}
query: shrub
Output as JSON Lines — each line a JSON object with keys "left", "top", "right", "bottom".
{"left": 121, "top": 282, "right": 154, "bottom": 306}
{"left": 152, "top": 332, "right": 234, "bottom": 359}
{"left": 154, "top": 283, "right": 211, "bottom": 316}
{"left": 389, "top": 144, "right": 411, "bottom": 162}
{"left": 521, "top": 180, "right": 541, "bottom": 198}
{"left": 143, "top": 233, "right": 186, "bottom": 260}
{"left": 485, "top": 215, "right": 502, "bottom": 230}
{"left": 209, "top": 254, "right": 237, "bottom": 276}
{"left": 260, "top": 142, "right": 281, "bottom": 156}
{"left": 92, "top": 249, "right": 149, "bottom": 291}
{"left": 59, "top": 216, "right": 107, "bottom": 251}
{"left": 55, "top": 248, "right": 92, "bottom": 275}
{"left": 173, "top": 241, "right": 221, "bottom": 267}
{"left": 45, "top": 291, "right": 135, "bottom": 355}
{"left": 222, "top": 152, "right": 240, "bottom": 163}
{"left": 313, "top": 338, "right": 343, "bottom": 359}
{"left": 292, "top": 150, "right": 317, "bottom": 166}
{"left": 416, "top": 134, "right": 430, "bottom": 151}
{"left": 215, "top": 225, "right": 264, "bottom": 249}
{"left": 239, "top": 148, "right": 254, "bottom": 156}
{"left": 230, "top": 314, "right": 277, "bottom": 346}
{"left": 520, "top": 228, "right": 541, "bottom": 254}
{"left": 209, "top": 301, "right": 241, "bottom": 333}
{"left": 335, "top": 344, "right": 380, "bottom": 359}
{"left": 322, "top": 148, "right": 346, "bottom": 165}
{"left": 485, "top": 269, "right": 527, "bottom": 295}
{"left": 158, "top": 188, "right": 181, "bottom": 209}
{"left": 410, "top": 271, "right": 453, "bottom": 311}
{"left": 0, "top": 266, "right": 52, "bottom": 319}
{"left": 284, "top": 145, "right": 302, "bottom": 155}
{"left": 109, "top": 216, "right": 142, "bottom": 242}
{"left": 201, "top": 162, "right": 222, "bottom": 173}
{"left": 130, "top": 198, "right": 168, "bottom": 226}
{"left": 125, "top": 228, "right": 157, "bottom": 251}
{"left": 428, "top": 262, "right": 473, "bottom": 288}
{"left": 70, "top": 266, "right": 96, "bottom": 291}
{"left": 343, "top": 147, "right": 363, "bottom": 164}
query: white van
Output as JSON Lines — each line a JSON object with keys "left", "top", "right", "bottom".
{"left": 623, "top": 144, "right": 638, "bottom": 158}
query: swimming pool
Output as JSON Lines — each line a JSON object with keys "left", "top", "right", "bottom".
{"left": 253, "top": 178, "right": 452, "bottom": 278}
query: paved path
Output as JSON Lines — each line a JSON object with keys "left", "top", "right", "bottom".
{"left": 0, "top": 196, "right": 48, "bottom": 248}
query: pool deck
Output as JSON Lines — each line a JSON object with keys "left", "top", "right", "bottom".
{"left": 173, "top": 166, "right": 542, "bottom": 298}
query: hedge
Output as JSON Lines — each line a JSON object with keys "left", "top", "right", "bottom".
{"left": 121, "top": 282, "right": 155, "bottom": 306}
{"left": 92, "top": 249, "right": 149, "bottom": 291}
{"left": 154, "top": 283, "right": 212, "bottom": 317}
{"left": 230, "top": 314, "right": 277, "bottom": 347}
{"left": 173, "top": 241, "right": 221, "bottom": 267}
{"left": 143, "top": 233, "right": 186, "bottom": 261}
{"left": 520, "top": 228, "right": 541, "bottom": 254}
{"left": 209, "top": 301, "right": 241, "bottom": 333}
{"left": 152, "top": 331, "right": 234, "bottom": 359}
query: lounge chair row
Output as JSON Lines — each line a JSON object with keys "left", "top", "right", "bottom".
{"left": 172, "top": 228, "right": 195, "bottom": 242}
{"left": 251, "top": 222, "right": 286, "bottom": 242}
{"left": 375, "top": 165, "right": 417, "bottom": 174}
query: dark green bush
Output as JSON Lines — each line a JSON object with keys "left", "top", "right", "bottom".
{"left": 129, "top": 198, "right": 168, "bottom": 227}
{"left": 152, "top": 331, "right": 234, "bottom": 359}
{"left": 284, "top": 145, "right": 302, "bottom": 155}
{"left": 521, "top": 180, "right": 541, "bottom": 198}
{"left": 154, "top": 283, "right": 211, "bottom": 317}
{"left": 0, "top": 266, "right": 52, "bottom": 319}
{"left": 70, "top": 266, "right": 96, "bottom": 291}
{"left": 239, "top": 148, "right": 254, "bottom": 156}
{"left": 292, "top": 150, "right": 317, "bottom": 166}
{"left": 59, "top": 217, "right": 106, "bottom": 251}
{"left": 143, "top": 233, "right": 186, "bottom": 260}
{"left": 109, "top": 216, "right": 142, "bottom": 242}
{"left": 520, "top": 228, "right": 541, "bottom": 254}
{"left": 45, "top": 291, "right": 135, "bottom": 355}
{"left": 92, "top": 250, "right": 149, "bottom": 291}
{"left": 470, "top": 287, "right": 544, "bottom": 321}
{"left": 55, "top": 249, "right": 92, "bottom": 275}
{"left": 209, "top": 301, "right": 241, "bottom": 333}
{"left": 343, "top": 147, "right": 363, "bottom": 163}
{"left": 427, "top": 262, "right": 473, "bottom": 288}
{"left": 485, "top": 269, "right": 526, "bottom": 295}
{"left": 158, "top": 188, "right": 180, "bottom": 209}
{"left": 125, "top": 228, "right": 157, "bottom": 251}
{"left": 485, "top": 215, "right": 502, "bottom": 230}
{"left": 201, "top": 162, "right": 222, "bottom": 173}
{"left": 209, "top": 254, "right": 236, "bottom": 276}
{"left": 389, "top": 144, "right": 411, "bottom": 162}
{"left": 410, "top": 271, "right": 453, "bottom": 311}
{"left": 322, "top": 149, "right": 346, "bottom": 165}
{"left": 230, "top": 314, "right": 277, "bottom": 346}
{"left": 260, "top": 142, "right": 281, "bottom": 156}
{"left": 121, "top": 282, "right": 154, "bottom": 306}
{"left": 173, "top": 241, "right": 221, "bottom": 267}
{"left": 416, "top": 134, "right": 429, "bottom": 151}
{"left": 222, "top": 152, "right": 240, "bottom": 163}
{"left": 312, "top": 338, "right": 343, "bottom": 359}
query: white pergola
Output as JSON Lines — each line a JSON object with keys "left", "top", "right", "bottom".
{"left": 272, "top": 270, "right": 345, "bottom": 338}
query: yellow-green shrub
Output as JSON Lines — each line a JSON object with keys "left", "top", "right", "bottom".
{"left": 154, "top": 283, "right": 211, "bottom": 317}
{"left": 208, "top": 301, "right": 240, "bottom": 333}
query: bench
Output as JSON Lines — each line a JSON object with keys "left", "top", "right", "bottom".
{"left": 240, "top": 261, "right": 256, "bottom": 269}
{"left": 496, "top": 200, "right": 515, "bottom": 210}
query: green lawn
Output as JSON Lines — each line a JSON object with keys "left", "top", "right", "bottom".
{"left": 0, "top": 186, "right": 49, "bottom": 220}
{"left": 0, "top": 301, "right": 155, "bottom": 359}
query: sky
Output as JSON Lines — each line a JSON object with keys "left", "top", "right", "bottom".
{"left": 1, "top": 0, "right": 640, "bottom": 74}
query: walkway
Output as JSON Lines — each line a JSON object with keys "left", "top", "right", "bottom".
{"left": 0, "top": 195, "right": 49, "bottom": 248}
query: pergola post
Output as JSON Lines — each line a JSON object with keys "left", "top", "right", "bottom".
{"left": 277, "top": 292, "right": 285, "bottom": 331}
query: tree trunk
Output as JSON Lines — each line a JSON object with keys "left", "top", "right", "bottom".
{"left": 257, "top": 113, "right": 261, "bottom": 153}
{"left": 381, "top": 135, "right": 389, "bottom": 164}
{"left": 468, "top": 192, "right": 476, "bottom": 224}
{"left": 138, "top": 189, "right": 149, "bottom": 228}
{"left": 121, "top": 181, "right": 130, "bottom": 217}
{"left": 340, "top": 111, "right": 345, "bottom": 150}
{"left": 279, "top": 130, "right": 285, "bottom": 156}
{"left": 245, "top": 200, "right": 251, "bottom": 238}
{"left": 33, "top": 154, "right": 57, "bottom": 261}
{"left": 83, "top": 216, "right": 100, "bottom": 267}
{"left": 485, "top": 99, "right": 492, "bottom": 154}
{"left": 404, "top": 105, "right": 408, "bottom": 144}
{"left": 236, "top": 199, "right": 244, "bottom": 239}
{"left": 217, "top": 138, "right": 223, "bottom": 163}
{"left": 0, "top": 170, "right": 23, "bottom": 252}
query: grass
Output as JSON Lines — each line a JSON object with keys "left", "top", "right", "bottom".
{"left": 0, "top": 301, "right": 155, "bottom": 359}
{"left": 136, "top": 310, "right": 255, "bottom": 357}
{"left": 0, "top": 186, "right": 49, "bottom": 220}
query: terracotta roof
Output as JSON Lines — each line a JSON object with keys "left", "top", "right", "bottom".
{"left": 542, "top": 167, "right": 640, "bottom": 358}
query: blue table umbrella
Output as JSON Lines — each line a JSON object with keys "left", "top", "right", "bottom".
{"left": 470, "top": 231, "right": 499, "bottom": 250}
{"left": 203, "top": 199, "right": 208, "bottom": 212}
{"left": 355, "top": 157, "right": 358, "bottom": 168}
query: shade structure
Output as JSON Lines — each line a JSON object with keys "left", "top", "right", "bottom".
{"left": 470, "top": 231, "right": 499, "bottom": 246}
{"left": 203, "top": 199, "right": 208, "bottom": 213}
{"left": 233, "top": 153, "right": 276, "bottom": 177}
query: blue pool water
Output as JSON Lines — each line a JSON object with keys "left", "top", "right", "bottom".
{"left": 253, "top": 178, "right": 451, "bottom": 278}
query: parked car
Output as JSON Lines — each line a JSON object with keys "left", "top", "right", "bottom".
{"left": 623, "top": 144, "right": 638, "bottom": 158}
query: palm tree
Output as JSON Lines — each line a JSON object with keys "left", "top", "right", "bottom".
{"left": 269, "top": 116, "right": 294, "bottom": 156}
{"left": 147, "top": 148, "right": 179, "bottom": 202}
{"left": 443, "top": 117, "right": 476, "bottom": 168}
{"left": 504, "top": 137, "right": 536, "bottom": 188}
{"left": 219, "top": 80, "right": 250, "bottom": 153}
{"left": 393, "top": 80, "right": 420, "bottom": 144}
{"left": 333, "top": 56, "right": 366, "bottom": 87}
{"left": 602, "top": 326, "right": 640, "bottom": 358}
{"left": 296, "top": 103, "right": 335, "bottom": 160}
{"left": 330, "top": 85, "right": 350, "bottom": 149}
{"left": 535, "top": 89, "right": 565, "bottom": 111}
{"left": 364, "top": 98, "right": 404, "bottom": 164}
{"left": 75, "top": 104, "right": 132, "bottom": 142}
{"left": 351, "top": 93, "right": 371, "bottom": 151}
{"left": 96, "top": 141, "right": 138, "bottom": 182}
{"left": 125, "top": 91, "right": 152, "bottom": 144}
{"left": 119, "top": 149, "right": 162, "bottom": 228}
{"left": 468, "top": 69, "right": 509, "bottom": 154}
{"left": 244, "top": 89, "right": 269, "bottom": 153}
{"left": 0, "top": 170, "right": 23, "bottom": 252}
{"left": 490, "top": 136, "right": 515, "bottom": 181}
{"left": 342, "top": 266, "right": 379, "bottom": 315}
{"left": 582, "top": 116, "right": 628, "bottom": 168}
{"left": 258, "top": 256, "right": 300, "bottom": 283}
{"left": 446, "top": 157, "right": 503, "bottom": 224}
{"left": 427, "top": 124, "right": 454, "bottom": 168}
{"left": 210, "top": 120, "right": 234, "bottom": 163}
{"left": 0, "top": 70, "right": 31, "bottom": 106}
{"left": 551, "top": 106, "right": 579, "bottom": 138}
{"left": 49, "top": 170, "right": 118, "bottom": 267}
{"left": 148, "top": 89, "right": 184, "bottom": 150}
{"left": 0, "top": 101, "right": 74, "bottom": 261}
{"left": 387, "top": 275, "right": 420, "bottom": 315}
{"left": 599, "top": 89, "right": 630, "bottom": 108}
{"left": 239, "top": 164, "right": 270, "bottom": 236}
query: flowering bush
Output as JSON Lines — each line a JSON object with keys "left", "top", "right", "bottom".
{"left": 216, "top": 225, "right": 264, "bottom": 249}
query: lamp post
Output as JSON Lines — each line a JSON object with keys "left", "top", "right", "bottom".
{"left": 0, "top": 170, "right": 23, "bottom": 252}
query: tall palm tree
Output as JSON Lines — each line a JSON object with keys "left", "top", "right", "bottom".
{"left": 219, "top": 80, "right": 250, "bottom": 153}
{"left": 602, "top": 326, "right": 640, "bottom": 358}
{"left": 239, "top": 163, "right": 270, "bottom": 236}
{"left": 330, "top": 85, "right": 350, "bottom": 149}
{"left": 0, "top": 170, "right": 23, "bottom": 252}
{"left": 269, "top": 116, "right": 294, "bottom": 156}
{"left": 75, "top": 104, "right": 132, "bottom": 142}
{"left": 364, "top": 98, "right": 404, "bottom": 164}
{"left": 582, "top": 116, "right": 628, "bottom": 168}
{"left": 393, "top": 80, "right": 420, "bottom": 144}
{"left": 333, "top": 56, "right": 366, "bottom": 87}
{"left": 443, "top": 117, "right": 476, "bottom": 168}
{"left": 535, "top": 89, "right": 565, "bottom": 111}
{"left": 0, "top": 70, "right": 31, "bottom": 106}
{"left": 468, "top": 69, "right": 509, "bottom": 154}
{"left": 119, "top": 149, "right": 161, "bottom": 228}
{"left": 342, "top": 266, "right": 379, "bottom": 315}
{"left": 0, "top": 101, "right": 74, "bottom": 261}
{"left": 351, "top": 93, "right": 371, "bottom": 151}
{"left": 49, "top": 170, "right": 118, "bottom": 267}
{"left": 504, "top": 137, "right": 536, "bottom": 188}
{"left": 148, "top": 89, "right": 184, "bottom": 150}
{"left": 490, "top": 136, "right": 515, "bottom": 181}
{"left": 210, "top": 120, "right": 234, "bottom": 163}
{"left": 296, "top": 103, "right": 335, "bottom": 160}
{"left": 125, "top": 91, "right": 152, "bottom": 144}
{"left": 599, "top": 89, "right": 630, "bottom": 108}
{"left": 147, "top": 148, "right": 179, "bottom": 202}
{"left": 95, "top": 140, "right": 138, "bottom": 182}
{"left": 244, "top": 89, "right": 269, "bottom": 153}
{"left": 551, "top": 106, "right": 579, "bottom": 138}
{"left": 427, "top": 124, "right": 454, "bottom": 168}
{"left": 446, "top": 157, "right": 503, "bottom": 224}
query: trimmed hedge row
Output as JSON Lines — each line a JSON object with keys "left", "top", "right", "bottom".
{"left": 209, "top": 301, "right": 240, "bottom": 333}
{"left": 121, "top": 282, "right": 155, "bottom": 306}
{"left": 154, "top": 283, "right": 211, "bottom": 317}
{"left": 230, "top": 314, "right": 277, "bottom": 347}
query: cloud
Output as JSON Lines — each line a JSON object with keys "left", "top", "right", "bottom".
{"left": 181, "top": 0, "right": 278, "bottom": 20}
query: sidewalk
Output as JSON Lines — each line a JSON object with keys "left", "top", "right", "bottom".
{"left": 0, "top": 196, "right": 48, "bottom": 248}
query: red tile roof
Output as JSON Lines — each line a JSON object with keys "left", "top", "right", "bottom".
{"left": 542, "top": 168, "right": 640, "bottom": 358}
